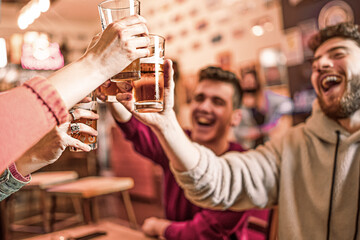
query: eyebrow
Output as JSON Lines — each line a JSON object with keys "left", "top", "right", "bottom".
{"left": 312, "top": 46, "right": 349, "bottom": 62}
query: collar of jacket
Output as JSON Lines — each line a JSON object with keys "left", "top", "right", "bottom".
{"left": 305, "top": 99, "right": 360, "bottom": 145}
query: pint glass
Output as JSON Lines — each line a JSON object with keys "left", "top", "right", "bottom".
{"left": 98, "top": 0, "right": 141, "bottom": 82}
{"left": 133, "top": 34, "right": 165, "bottom": 113}
{"left": 69, "top": 97, "right": 98, "bottom": 152}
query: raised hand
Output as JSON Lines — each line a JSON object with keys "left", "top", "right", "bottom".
{"left": 15, "top": 109, "right": 99, "bottom": 176}
{"left": 115, "top": 59, "right": 177, "bottom": 130}
{"left": 85, "top": 15, "right": 150, "bottom": 80}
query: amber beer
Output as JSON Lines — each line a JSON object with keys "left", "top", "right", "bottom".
{"left": 69, "top": 102, "right": 98, "bottom": 152}
{"left": 133, "top": 62, "right": 164, "bottom": 112}
{"left": 99, "top": 81, "right": 120, "bottom": 102}
{"left": 133, "top": 34, "right": 165, "bottom": 112}
{"left": 111, "top": 58, "right": 141, "bottom": 82}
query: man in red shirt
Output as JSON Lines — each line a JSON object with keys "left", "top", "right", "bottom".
{"left": 108, "top": 66, "right": 270, "bottom": 239}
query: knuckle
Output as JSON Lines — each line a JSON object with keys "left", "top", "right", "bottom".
{"left": 123, "top": 40, "right": 130, "bottom": 48}
{"left": 73, "top": 108, "right": 80, "bottom": 116}
{"left": 127, "top": 52, "right": 135, "bottom": 60}
{"left": 118, "top": 29, "right": 125, "bottom": 38}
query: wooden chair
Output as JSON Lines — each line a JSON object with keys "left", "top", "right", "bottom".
{"left": 46, "top": 176, "right": 138, "bottom": 230}
{"left": 4, "top": 171, "right": 78, "bottom": 236}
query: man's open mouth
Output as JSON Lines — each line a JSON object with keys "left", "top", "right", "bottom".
{"left": 321, "top": 75, "right": 342, "bottom": 92}
{"left": 196, "top": 116, "right": 215, "bottom": 126}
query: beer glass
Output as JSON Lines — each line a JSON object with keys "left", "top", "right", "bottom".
{"left": 69, "top": 95, "right": 98, "bottom": 152}
{"left": 133, "top": 34, "right": 165, "bottom": 113}
{"left": 98, "top": 0, "right": 141, "bottom": 82}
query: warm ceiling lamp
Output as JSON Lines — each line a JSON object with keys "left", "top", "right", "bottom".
{"left": 17, "top": 0, "right": 51, "bottom": 30}
{"left": 0, "top": 38, "right": 7, "bottom": 68}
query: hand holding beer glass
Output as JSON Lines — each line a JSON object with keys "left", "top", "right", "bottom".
{"left": 69, "top": 95, "right": 99, "bottom": 152}
{"left": 133, "top": 34, "right": 165, "bottom": 112}
{"left": 98, "top": 0, "right": 142, "bottom": 102}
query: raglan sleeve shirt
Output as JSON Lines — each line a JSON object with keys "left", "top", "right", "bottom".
{"left": 171, "top": 141, "right": 280, "bottom": 211}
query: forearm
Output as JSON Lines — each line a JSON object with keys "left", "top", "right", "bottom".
{"left": 171, "top": 144, "right": 279, "bottom": 211}
{"left": 151, "top": 111, "right": 199, "bottom": 172}
{"left": 109, "top": 103, "right": 132, "bottom": 123}
{"left": 14, "top": 154, "right": 49, "bottom": 177}
{"left": 49, "top": 54, "right": 106, "bottom": 110}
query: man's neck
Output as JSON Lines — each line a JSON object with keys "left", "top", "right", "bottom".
{"left": 337, "top": 110, "right": 360, "bottom": 133}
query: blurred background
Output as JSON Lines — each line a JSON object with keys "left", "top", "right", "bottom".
{"left": 0, "top": 0, "right": 359, "bottom": 239}
{"left": 1, "top": 0, "right": 360, "bottom": 118}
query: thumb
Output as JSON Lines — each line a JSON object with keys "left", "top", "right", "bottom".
{"left": 163, "top": 59, "right": 175, "bottom": 111}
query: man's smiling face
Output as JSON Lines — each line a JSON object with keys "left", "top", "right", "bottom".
{"left": 311, "top": 37, "right": 360, "bottom": 119}
{"left": 190, "top": 79, "right": 236, "bottom": 144}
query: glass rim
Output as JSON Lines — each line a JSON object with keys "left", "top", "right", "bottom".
{"left": 98, "top": 0, "right": 140, "bottom": 11}
{"left": 149, "top": 34, "right": 166, "bottom": 42}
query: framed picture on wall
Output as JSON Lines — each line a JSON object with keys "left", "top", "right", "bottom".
{"left": 258, "top": 46, "right": 288, "bottom": 86}
{"left": 216, "top": 51, "right": 232, "bottom": 71}
{"left": 284, "top": 26, "right": 304, "bottom": 66}
{"left": 298, "top": 18, "right": 318, "bottom": 59}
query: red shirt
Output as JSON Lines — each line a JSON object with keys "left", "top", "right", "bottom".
{"left": 117, "top": 117, "right": 270, "bottom": 239}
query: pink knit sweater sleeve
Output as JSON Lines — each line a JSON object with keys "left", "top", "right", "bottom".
{"left": 0, "top": 76, "right": 68, "bottom": 173}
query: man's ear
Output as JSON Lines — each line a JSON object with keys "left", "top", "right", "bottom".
{"left": 231, "top": 109, "right": 242, "bottom": 126}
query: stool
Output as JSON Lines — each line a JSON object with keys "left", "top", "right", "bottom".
{"left": 46, "top": 176, "right": 138, "bottom": 230}
{"left": 7, "top": 171, "right": 78, "bottom": 234}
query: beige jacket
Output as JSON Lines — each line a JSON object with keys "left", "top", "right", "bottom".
{"left": 172, "top": 100, "right": 360, "bottom": 240}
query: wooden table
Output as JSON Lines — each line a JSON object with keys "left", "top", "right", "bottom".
{"left": 23, "top": 220, "right": 156, "bottom": 240}
{"left": 27, "top": 171, "right": 79, "bottom": 189}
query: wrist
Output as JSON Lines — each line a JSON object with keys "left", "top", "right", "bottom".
{"left": 157, "top": 220, "right": 171, "bottom": 239}
{"left": 49, "top": 54, "right": 106, "bottom": 109}
{"left": 109, "top": 103, "right": 132, "bottom": 123}
{"left": 151, "top": 110, "right": 178, "bottom": 134}
{"left": 15, "top": 154, "right": 48, "bottom": 176}
{"left": 80, "top": 52, "right": 107, "bottom": 81}
{"left": 8, "top": 163, "right": 31, "bottom": 182}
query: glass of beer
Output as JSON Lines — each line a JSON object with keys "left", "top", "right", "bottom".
{"left": 69, "top": 97, "right": 98, "bottom": 152}
{"left": 133, "top": 34, "right": 165, "bottom": 113}
{"left": 98, "top": 0, "right": 141, "bottom": 82}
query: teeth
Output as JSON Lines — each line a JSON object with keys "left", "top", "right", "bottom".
{"left": 324, "top": 76, "right": 339, "bottom": 82}
{"left": 198, "top": 117, "right": 211, "bottom": 124}
{"left": 321, "top": 76, "right": 341, "bottom": 89}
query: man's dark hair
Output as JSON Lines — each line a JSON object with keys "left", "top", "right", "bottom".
{"left": 199, "top": 66, "right": 243, "bottom": 109}
{"left": 308, "top": 22, "right": 360, "bottom": 52}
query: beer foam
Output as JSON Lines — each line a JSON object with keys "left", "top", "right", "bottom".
{"left": 140, "top": 56, "right": 164, "bottom": 64}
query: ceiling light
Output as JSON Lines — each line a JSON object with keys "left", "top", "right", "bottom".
{"left": 252, "top": 25, "right": 264, "bottom": 36}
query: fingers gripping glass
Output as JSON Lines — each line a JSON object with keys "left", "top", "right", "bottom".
{"left": 69, "top": 93, "right": 98, "bottom": 152}
{"left": 98, "top": 0, "right": 141, "bottom": 82}
{"left": 133, "top": 34, "right": 165, "bottom": 113}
